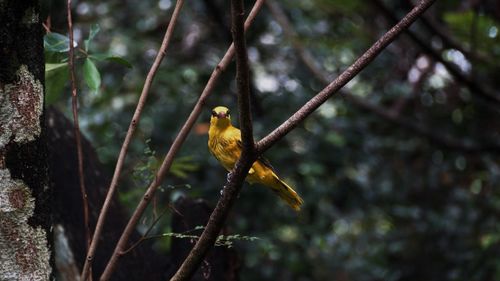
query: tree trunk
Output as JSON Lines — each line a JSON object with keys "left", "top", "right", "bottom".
{"left": 0, "top": 0, "right": 52, "bottom": 280}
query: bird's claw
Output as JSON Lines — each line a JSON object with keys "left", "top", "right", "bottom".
{"left": 221, "top": 171, "right": 233, "bottom": 196}
{"left": 220, "top": 185, "right": 227, "bottom": 195}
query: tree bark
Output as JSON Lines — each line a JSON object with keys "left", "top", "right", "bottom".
{"left": 0, "top": 0, "right": 52, "bottom": 280}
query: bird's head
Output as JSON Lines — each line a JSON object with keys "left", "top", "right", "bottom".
{"left": 210, "top": 106, "right": 232, "bottom": 128}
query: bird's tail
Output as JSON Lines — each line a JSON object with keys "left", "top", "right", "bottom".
{"left": 271, "top": 176, "right": 303, "bottom": 211}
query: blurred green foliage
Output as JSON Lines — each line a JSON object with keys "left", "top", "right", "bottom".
{"left": 444, "top": 11, "right": 500, "bottom": 56}
{"left": 44, "top": 23, "right": 130, "bottom": 102}
{"left": 45, "top": 0, "right": 500, "bottom": 280}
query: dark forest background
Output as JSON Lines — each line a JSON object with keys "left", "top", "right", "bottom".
{"left": 43, "top": 0, "right": 500, "bottom": 280}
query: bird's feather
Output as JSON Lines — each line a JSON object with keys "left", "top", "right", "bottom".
{"left": 208, "top": 106, "right": 303, "bottom": 211}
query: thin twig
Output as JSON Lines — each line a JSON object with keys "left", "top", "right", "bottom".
{"left": 97, "top": 1, "right": 265, "bottom": 280}
{"left": 67, "top": 0, "right": 92, "bottom": 277}
{"left": 267, "top": 0, "right": 500, "bottom": 153}
{"left": 123, "top": 223, "right": 204, "bottom": 256}
{"left": 120, "top": 205, "right": 171, "bottom": 255}
{"left": 255, "top": 0, "right": 437, "bottom": 154}
{"left": 43, "top": 16, "right": 51, "bottom": 33}
{"left": 80, "top": 1, "right": 186, "bottom": 280}
{"left": 124, "top": 226, "right": 218, "bottom": 256}
{"left": 170, "top": 0, "right": 255, "bottom": 279}
{"left": 469, "top": 5, "right": 479, "bottom": 80}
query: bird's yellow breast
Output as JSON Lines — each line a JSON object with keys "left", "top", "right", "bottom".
{"left": 207, "top": 106, "right": 303, "bottom": 211}
{"left": 208, "top": 125, "right": 241, "bottom": 171}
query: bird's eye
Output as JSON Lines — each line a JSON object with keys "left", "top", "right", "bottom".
{"left": 226, "top": 110, "right": 230, "bottom": 116}
{"left": 211, "top": 111, "right": 217, "bottom": 116}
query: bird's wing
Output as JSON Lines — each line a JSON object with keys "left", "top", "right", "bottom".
{"left": 257, "top": 154, "right": 276, "bottom": 172}
{"left": 228, "top": 126, "right": 276, "bottom": 173}
{"left": 236, "top": 139, "right": 276, "bottom": 172}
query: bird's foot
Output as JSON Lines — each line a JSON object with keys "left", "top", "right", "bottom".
{"left": 226, "top": 171, "right": 233, "bottom": 181}
{"left": 220, "top": 185, "right": 227, "bottom": 195}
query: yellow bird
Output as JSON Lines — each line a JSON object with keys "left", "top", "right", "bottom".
{"left": 208, "top": 106, "right": 303, "bottom": 211}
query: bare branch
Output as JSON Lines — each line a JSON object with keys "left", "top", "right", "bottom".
{"left": 67, "top": 0, "right": 91, "bottom": 275}
{"left": 267, "top": 0, "right": 500, "bottom": 153}
{"left": 256, "top": 0, "right": 437, "bottom": 154}
{"left": 97, "top": 1, "right": 265, "bottom": 280}
{"left": 171, "top": 2, "right": 438, "bottom": 279}
{"left": 232, "top": 0, "right": 254, "bottom": 152}
{"left": 80, "top": 0, "right": 186, "bottom": 280}
{"left": 170, "top": 1, "right": 255, "bottom": 279}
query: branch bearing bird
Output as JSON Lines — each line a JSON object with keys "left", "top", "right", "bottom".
{"left": 208, "top": 106, "right": 303, "bottom": 211}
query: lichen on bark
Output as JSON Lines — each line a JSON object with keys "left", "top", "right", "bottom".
{"left": 0, "top": 169, "right": 51, "bottom": 281}
{"left": 22, "top": 6, "right": 39, "bottom": 24}
{"left": 0, "top": 1, "right": 52, "bottom": 279}
{"left": 0, "top": 64, "right": 44, "bottom": 148}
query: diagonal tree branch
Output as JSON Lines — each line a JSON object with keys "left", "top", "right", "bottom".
{"left": 256, "top": 0, "right": 437, "bottom": 154}
{"left": 169, "top": 0, "right": 255, "bottom": 280}
{"left": 267, "top": 0, "right": 500, "bottom": 153}
{"left": 170, "top": 0, "right": 436, "bottom": 280}
{"left": 67, "top": 0, "right": 91, "bottom": 275}
{"left": 97, "top": 1, "right": 266, "bottom": 280}
{"left": 80, "top": 0, "right": 186, "bottom": 280}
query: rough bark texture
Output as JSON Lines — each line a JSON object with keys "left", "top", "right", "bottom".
{"left": 0, "top": 0, "right": 52, "bottom": 280}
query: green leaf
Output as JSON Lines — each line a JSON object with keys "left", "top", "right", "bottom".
{"left": 105, "top": 56, "right": 133, "bottom": 68}
{"left": 45, "top": 63, "right": 68, "bottom": 72}
{"left": 84, "top": 24, "right": 101, "bottom": 51}
{"left": 88, "top": 53, "right": 111, "bottom": 60}
{"left": 44, "top": 32, "right": 76, "bottom": 53}
{"left": 83, "top": 58, "right": 101, "bottom": 92}
{"left": 45, "top": 63, "right": 68, "bottom": 105}
{"left": 89, "top": 53, "right": 133, "bottom": 68}
{"left": 171, "top": 156, "right": 199, "bottom": 179}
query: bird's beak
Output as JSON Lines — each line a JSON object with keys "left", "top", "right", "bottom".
{"left": 217, "top": 112, "right": 227, "bottom": 119}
